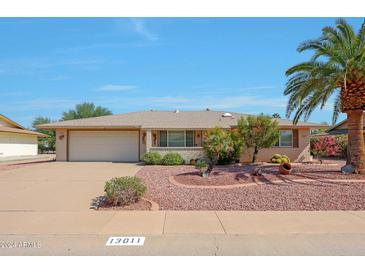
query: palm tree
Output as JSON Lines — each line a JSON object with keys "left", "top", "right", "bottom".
{"left": 284, "top": 19, "right": 365, "bottom": 173}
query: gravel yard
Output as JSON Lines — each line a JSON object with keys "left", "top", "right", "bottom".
{"left": 136, "top": 161, "right": 365, "bottom": 210}
{"left": 174, "top": 165, "right": 256, "bottom": 186}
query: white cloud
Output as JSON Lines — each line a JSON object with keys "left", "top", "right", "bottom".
{"left": 96, "top": 84, "right": 137, "bottom": 92}
{"left": 130, "top": 18, "right": 158, "bottom": 41}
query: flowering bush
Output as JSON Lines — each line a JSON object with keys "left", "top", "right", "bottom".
{"left": 310, "top": 135, "right": 347, "bottom": 160}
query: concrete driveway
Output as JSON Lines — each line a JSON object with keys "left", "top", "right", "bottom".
{"left": 0, "top": 162, "right": 142, "bottom": 211}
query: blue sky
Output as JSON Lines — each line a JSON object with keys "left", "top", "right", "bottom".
{"left": 0, "top": 17, "right": 363, "bottom": 128}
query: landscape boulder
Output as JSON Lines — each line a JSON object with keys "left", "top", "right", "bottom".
{"left": 341, "top": 164, "right": 356, "bottom": 174}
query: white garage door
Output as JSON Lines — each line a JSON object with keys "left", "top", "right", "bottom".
{"left": 68, "top": 131, "right": 139, "bottom": 162}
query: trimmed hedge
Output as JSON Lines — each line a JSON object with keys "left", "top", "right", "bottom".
{"left": 143, "top": 151, "right": 162, "bottom": 165}
{"left": 161, "top": 152, "right": 185, "bottom": 165}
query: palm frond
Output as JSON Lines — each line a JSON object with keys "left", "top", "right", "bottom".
{"left": 284, "top": 18, "right": 365, "bottom": 124}
{"left": 332, "top": 94, "right": 341, "bottom": 125}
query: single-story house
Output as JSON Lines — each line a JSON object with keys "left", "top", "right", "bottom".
{"left": 37, "top": 110, "right": 327, "bottom": 163}
{"left": 327, "top": 112, "right": 365, "bottom": 136}
{"left": 0, "top": 114, "right": 47, "bottom": 158}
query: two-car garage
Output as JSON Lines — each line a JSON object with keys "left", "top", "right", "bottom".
{"left": 68, "top": 130, "right": 139, "bottom": 162}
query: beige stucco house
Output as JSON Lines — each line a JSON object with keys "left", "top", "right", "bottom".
{"left": 0, "top": 114, "right": 47, "bottom": 158}
{"left": 37, "top": 110, "right": 327, "bottom": 163}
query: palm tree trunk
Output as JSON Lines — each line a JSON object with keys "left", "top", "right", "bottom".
{"left": 346, "top": 109, "right": 365, "bottom": 173}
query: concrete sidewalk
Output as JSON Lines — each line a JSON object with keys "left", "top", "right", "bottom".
{"left": 1, "top": 210, "right": 365, "bottom": 235}
{"left": 1, "top": 211, "right": 365, "bottom": 255}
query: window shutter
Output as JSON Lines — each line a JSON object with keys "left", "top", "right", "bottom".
{"left": 293, "top": 129, "right": 299, "bottom": 148}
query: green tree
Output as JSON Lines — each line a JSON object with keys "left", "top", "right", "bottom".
{"left": 62, "top": 102, "right": 112, "bottom": 121}
{"left": 32, "top": 116, "right": 56, "bottom": 153}
{"left": 272, "top": 113, "right": 281, "bottom": 119}
{"left": 284, "top": 19, "right": 365, "bottom": 173}
{"left": 237, "top": 114, "right": 279, "bottom": 163}
{"left": 203, "top": 128, "right": 235, "bottom": 175}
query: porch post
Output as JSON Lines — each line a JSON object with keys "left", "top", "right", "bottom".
{"left": 146, "top": 129, "right": 152, "bottom": 152}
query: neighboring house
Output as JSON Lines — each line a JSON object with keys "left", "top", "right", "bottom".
{"left": 37, "top": 110, "right": 327, "bottom": 163}
{"left": 0, "top": 114, "right": 47, "bottom": 158}
{"left": 327, "top": 112, "right": 365, "bottom": 136}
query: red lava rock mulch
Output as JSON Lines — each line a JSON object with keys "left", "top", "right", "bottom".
{"left": 266, "top": 161, "right": 365, "bottom": 181}
{"left": 98, "top": 198, "right": 152, "bottom": 211}
{"left": 136, "top": 162, "right": 365, "bottom": 211}
{"left": 174, "top": 165, "right": 261, "bottom": 186}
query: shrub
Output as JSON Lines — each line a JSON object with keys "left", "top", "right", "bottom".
{"left": 104, "top": 176, "right": 147, "bottom": 206}
{"left": 217, "top": 130, "right": 243, "bottom": 165}
{"left": 161, "top": 152, "right": 185, "bottom": 165}
{"left": 271, "top": 154, "right": 290, "bottom": 164}
{"left": 310, "top": 135, "right": 346, "bottom": 160}
{"left": 143, "top": 151, "right": 162, "bottom": 165}
{"left": 195, "top": 159, "right": 208, "bottom": 176}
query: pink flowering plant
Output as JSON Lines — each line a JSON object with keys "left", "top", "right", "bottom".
{"left": 310, "top": 135, "right": 346, "bottom": 162}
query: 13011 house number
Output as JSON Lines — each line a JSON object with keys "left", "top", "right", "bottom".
{"left": 106, "top": 236, "right": 145, "bottom": 246}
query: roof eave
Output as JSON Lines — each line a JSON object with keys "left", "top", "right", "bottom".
{"left": 0, "top": 114, "right": 25, "bottom": 129}
{"left": 36, "top": 125, "right": 142, "bottom": 130}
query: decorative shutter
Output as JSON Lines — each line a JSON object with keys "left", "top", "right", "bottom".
{"left": 293, "top": 129, "right": 299, "bottom": 148}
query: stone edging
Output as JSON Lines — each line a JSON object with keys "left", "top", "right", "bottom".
{"left": 142, "top": 197, "right": 160, "bottom": 211}
{"left": 168, "top": 176, "right": 264, "bottom": 189}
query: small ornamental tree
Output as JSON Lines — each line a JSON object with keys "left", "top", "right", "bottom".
{"left": 203, "top": 128, "right": 235, "bottom": 175}
{"left": 237, "top": 114, "right": 280, "bottom": 163}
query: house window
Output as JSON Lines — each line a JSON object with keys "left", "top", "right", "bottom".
{"left": 168, "top": 131, "right": 185, "bottom": 147}
{"left": 186, "top": 131, "right": 194, "bottom": 147}
{"left": 159, "top": 131, "right": 196, "bottom": 147}
{"left": 160, "top": 131, "right": 167, "bottom": 147}
{"left": 276, "top": 130, "right": 293, "bottom": 147}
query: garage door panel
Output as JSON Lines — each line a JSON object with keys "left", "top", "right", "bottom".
{"left": 69, "top": 131, "right": 139, "bottom": 162}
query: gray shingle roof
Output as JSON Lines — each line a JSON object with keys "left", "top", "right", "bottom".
{"left": 37, "top": 110, "right": 328, "bottom": 130}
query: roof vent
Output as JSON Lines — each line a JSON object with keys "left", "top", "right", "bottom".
{"left": 174, "top": 109, "right": 180, "bottom": 113}
{"left": 222, "top": 112, "right": 233, "bottom": 117}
